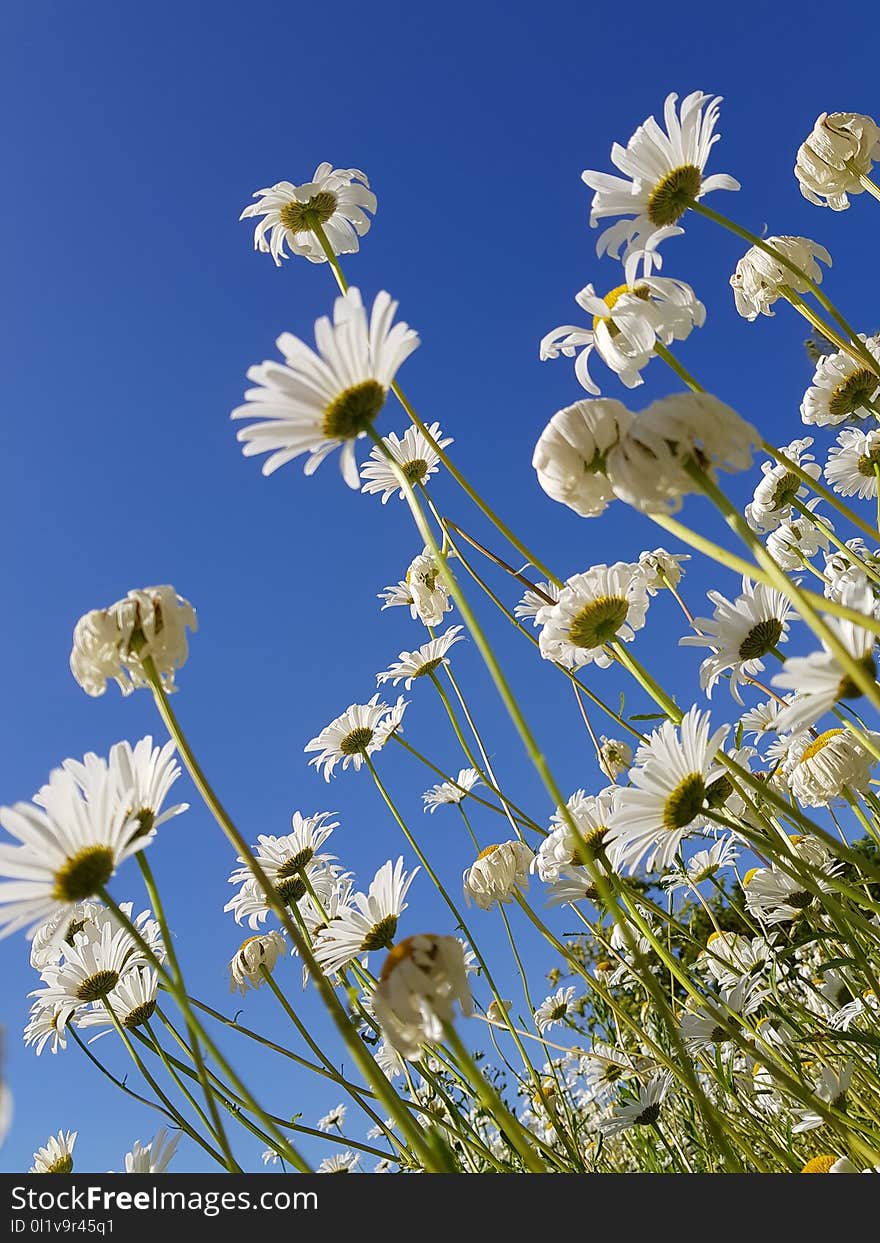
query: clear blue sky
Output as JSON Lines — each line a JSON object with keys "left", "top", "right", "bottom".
{"left": 2, "top": 0, "right": 879, "bottom": 1172}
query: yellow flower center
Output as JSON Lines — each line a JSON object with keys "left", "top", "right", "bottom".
{"left": 52, "top": 846, "right": 115, "bottom": 903}
{"left": 592, "top": 284, "right": 650, "bottom": 331}
{"left": 798, "top": 729, "right": 844, "bottom": 764}
{"left": 801, "top": 1154, "right": 837, "bottom": 1174}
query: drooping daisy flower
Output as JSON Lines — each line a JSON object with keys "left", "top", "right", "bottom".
{"left": 540, "top": 277, "right": 705, "bottom": 394}
{"left": 462, "top": 841, "right": 533, "bottom": 910}
{"left": 792, "top": 1063, "right": 853, "bottom": 1133}
{"left": 730, "top": 236, "right": 831, "bottom": 320}
{"left": 70, "top": 587, "right": 197, "bottom": 698}
{"left": 598, "top": 737, "right": 633, "bottom": 781}
{"left": 535, "top": 787, "right": 617, "bottom": 881}
{"left": 305, "top": 695, "right": 408, "bottom": 780}
{"left": 360, "top": 422, "right": 452, "bottom": 502}
{"left": 317, "top": 1104, "right": 348, "bottom": 1133}
{"left": 532, "top": 399, "right": 631, "bottom": 518}
{"left": 606, "top": 708, "right": 729, "bottom": 875}
{"left": 30, "top": 1130, "right": 77, "bottom": 1174}
{"left": 679, "top": 577, "right": 797, "bottom": 703}
{"left": 598, "top": 1072, "right": 673, "bottom": 1137}
{"left": 376, "top": 625, "right": 464, "bottom": 689}
{"left": 795, "top": 113, "right": 880, "bottom": 210}
{"left": 744, "top": 438, "right": 821, "bottom": 534}
{"left": 422, "top": 768, "right": 481, "bottom": 812}
{"left": 232, "top": 288, "right": 419, "bottom": 488}
{"left": 317, "top": 1151, "right": 360, "bottom": 1173}
{"left": 78, "top": 966, "right": 159, "bottom": 1033}
{"left": 225, "top": 812, "right": 338, "bottom": 922}
{"left": 0, "top": 768, "right": 146, "bottom": 940}
{"left": 240, "top": 164, "right": 376, "bottom": 265}
{"left": 380, "top": 547, "right": 454, "bottom": 628}
{"left": 765, "top": 501, "right": 832, "bottom": 572}
{"left": 121, "top": 1128, "right": 180, "bottom": 1174}
{"left": 24, "top": 1000, "right": 68, "bottom": 1056}
{"left": 228, "top": 932, "right": 286, "bottom": 995}
{"left": 825, "top": 427, "right": 880, "bottom": 499}
{"left": 785, "top": 728, "right": 878, "bottom": 806}
{"left": 801, "top": 334, "right": 880, "bottom": 426}
{"left": 581, "top": 92, "right": 739, "bottom": 261}
{"left": 637, "top": 549, "right": 689, "bottom": 595}
{"left": 534, "top": 986, "right": 576, "bottom": 1034}
{"left": 372, "top": 934, "right": 473, "bottom": 1059}
{"left": 313, "top": 857, "right": 418, "bottom": 975}
{"left": 772, "top": 579, "right": 877, "bottom": 732}
{"left": 536, "top": 563, "right": 649, "bottom": 669}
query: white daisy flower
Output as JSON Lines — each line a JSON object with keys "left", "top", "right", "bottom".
{"left": 462, "top": 841, "right": 533, "bottom": 910}
{"left": 228, "top": 932, "right": 286, "bottom": 995}
{"left": 376, "top": 625, "right": 464, "bottom": 689}
{"left": 795, "top": 113, "right": 880, "bottom": 210}
{"left": 738, "top": 697, "right": 793, "bottom": 741}
{"left": 514, "top": 582, "right": 560, "bottom": 624}
{"left": 261, "top": 1148, "right": 280, "bottom": 1166}
{"left": 379, "top": 549, "right": 453, "bottom": 628}
{"left": 225, "top": 812, "right": 338, "bottom": 924}
{"left": 536, "top": 563, "right": 649, "bottom": 670}
{"left": 598, "top": 737, "right": 633, "bottom": 781}
{"left": 579, "top": 1043, "right": 643, "bottom": 1108}
{"left": 678, "top": 1003, "right": 735, "bottom": 1052}
{"left": 730, "top": 236, "right": 831, "bottom": 320}
{"left": 0, "top": 768, "right": 146, "bottom": 940}
{"left": 30, "top": 1129, "right": 77, "bottom": 1174}
{"left": 360, "top": 422, "right": 452, "bottom": 502}
{"left": 637, "top": 549, "right": 689, "bottom": 595}
{"left": 598, "top": 1071, "right": 673, "bottom": 1137}
{"left": 313, "top": 857, "right": 418, "bottom": 975}
{"left": 532, "top": 398, "right": 631, "bottom": 518}
{"left": 698, "top": 931, "right": 771, "bottom": 988}
{"left": 121, "top": 1128, "right": 180, "bottom": 1174}
{"left": 743, "top": 838, "right": 841, "bottom": 925}
{"left": 825, "top": 427, "right": 880, "bottom": 499}
{"left": 29, "top": 900, "right": 104, "bottom": 971}
{"left": 24, "top": 1000, "right": 68, "bottom": 1056}
{"left": 772, "top": 579, "right": 876, "bottom": 732}
{"left": 540, "top": 277, "right": 705, "bottom": 394}
{"left": 744, "top": 438, "right": 821, "bottom": 534}
{"left": 305, "top": 695, "right": 407, "bottom": 781}
{"left": 765, "top": 501, "right": 832, "bottom": 571}
{"left": 372, "top": 933, "right": 473, "bottom": 1060}
{"left": 662, "top": 836, "right": 738, "bottom": 894}
{"left": 422, "top": 768, "right": 481, "bottom": 812}
{"left": 70, "top": 586, "right": 197, "bottom": 698}
{"left": 792, "top": 1063, "right": 853, "bottom": 1133}
{"left": 373, "top": 1040, "right": 406, "bottom": 1081}
{"left": 62, "top": 738, "right": 187, "bottom": 844}
{"left": 232, "top": 288, "right": 419, "bottom": 488}
{"left": 240, "top": 164, "right": 376, "bottom": 265}
{"left": 534, "top": 986, "right": 576, "bottom": 1034}
{"left": 606, "top": 707, "right": 729, "bottom": 875}
{"left": 30, "top": 920, "right": 141, "bottom": 1032}
{"left": 680, "top": 577, "right": 797, "bottom": 703}
{"left": 543, "top": 868, "right": 601, "bottom": 908}
{"left": 535, "top": 788, "right": 617, "bottom": 881}
{"left": 785, "top": 728, "right": 878, "bottom": 806}
{"left": 317, "top": 1104, "right": 347, "bottom": 1133}
{"left": 801, "top": 334, "right": 880, "bottom": 426}
{"left": 581, "top": 91, "right": 739, "bottom": 261}
{"left": 317, "top": 1150, "right": 360, "bottom": 1173}
{"left": 78, "top": 966, "right": 159, "bottom": 1033}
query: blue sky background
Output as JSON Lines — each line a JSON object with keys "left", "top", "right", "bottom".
{"left": 3, "top": 1, "right": 879, "bottom": 1173}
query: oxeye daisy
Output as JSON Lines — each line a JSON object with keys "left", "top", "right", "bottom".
{"left": 825, "top": 427, "right": 880, "bottom": 499}
{"left": 532, "top": 399, "right": 630, "bottom": 518}
{"left": 318, "top": 1151, "right": 360, "bottom": 1174}
{"left": 317, "top": 1104, "right": 347, "bottom": 1133}
{"left": 70, "top": 587, "right": 197, "bottom": 698}
{"left": 232, "top": 288, "right": 419, "bottom": 488}
{"left": 534, "top": 986, "right": 576, "bottom": 1034}
{"left": 536, "top": 563, "right": 649, "bottom": 670}
{"left": 765, "top": 502, "right": 832, "bottom": 571}
{"left": 535, "top": 787, "right": 618, "bottom": 881}
{"left": 679, "top": 577, "right": 797, "bottom": 703}
{"left": 373, "top": 933, "right": 473, "bottom": 1059}
{"left": 0, "top": 769, "right": 146, "bottom": 941}
{"left": 637, "top": 549, "right": 689, "bottom": 595}
{"left": 744, "top": 438, "right": 821, "bottom": 534}
{"left": 379, "top": 548, "right": 453, "bottom": 628}
{"left": 360, "top": 422, "right": 452, "bottom": 502}
{"left": 305, "top": 695, "right": 408, "bottom": 781}
{"left": 738, "top": 696, "right": 795, "bottom": 742}
{"left": 24, "top": 999, "right": 68, "bottom": 1056}
{"left": 225, "top": 812, "right": 338, "bottom": 922}
{"left": 785, "top": 728, "right": 878, "bottom": 806}
{"left": 662, "top": 836, "right": 738, "bottom": 894}
{"left": 78, "top": 966, "right": 160, "bottom": 1033}
{"left": 795, "top": 112, "right": 880, "bottom": 211}
{"left": 598, "top": 1072, "right": 673, "bottom": 1137}
{"left": 240, "top": 164, "right": 376, "bottom": 265}
{"left": 543, "top": 868, "right": 602, "bottom": 908}
{"left": 422, "top": 767, "right": 481, "bottom": 812}
{"left": 376, "top": 625, "right": 464, "bottom": 689}
{"left": 121, "top": 1128, "right": 180, "bottom": 1174}
{"left": 462, "top": 841, "right": 534, "bottom": 910}
{"left": 30, "top": 1130, "right": 77, "bottom": 1174}
{"left": 599, "top": 737, "right": 633, "bottom": 781}
{"left": 540, "top": 277, "right": 704, "bottom": 394}
{"left": 801, "top": 334, "right": 880, "bottom": 426}
{"left": 792, "top": 1062, "right": 853, "bottom": 1133}
{"left": 730, "top": 236, "right": 831, "bottom": 320}
{"left": 772, "top": 579, "right": 877, "bottom": 732}
{"left": 313, "top": 857, "right": 418, "bottom": 975}
{"left": 228, "top": 931, "right": 286, "bottom": 995}
{"left": 606, "top": 707, "right": 729, "bottom": 875}
{"left": 62, "top": 738, "right": 187, "bottom": 844}
{"left": 29, "top": 921, "right": 141, "bottom": 1032}
{"left": 581, "top": 91, "right": 739, "bottom": 261}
